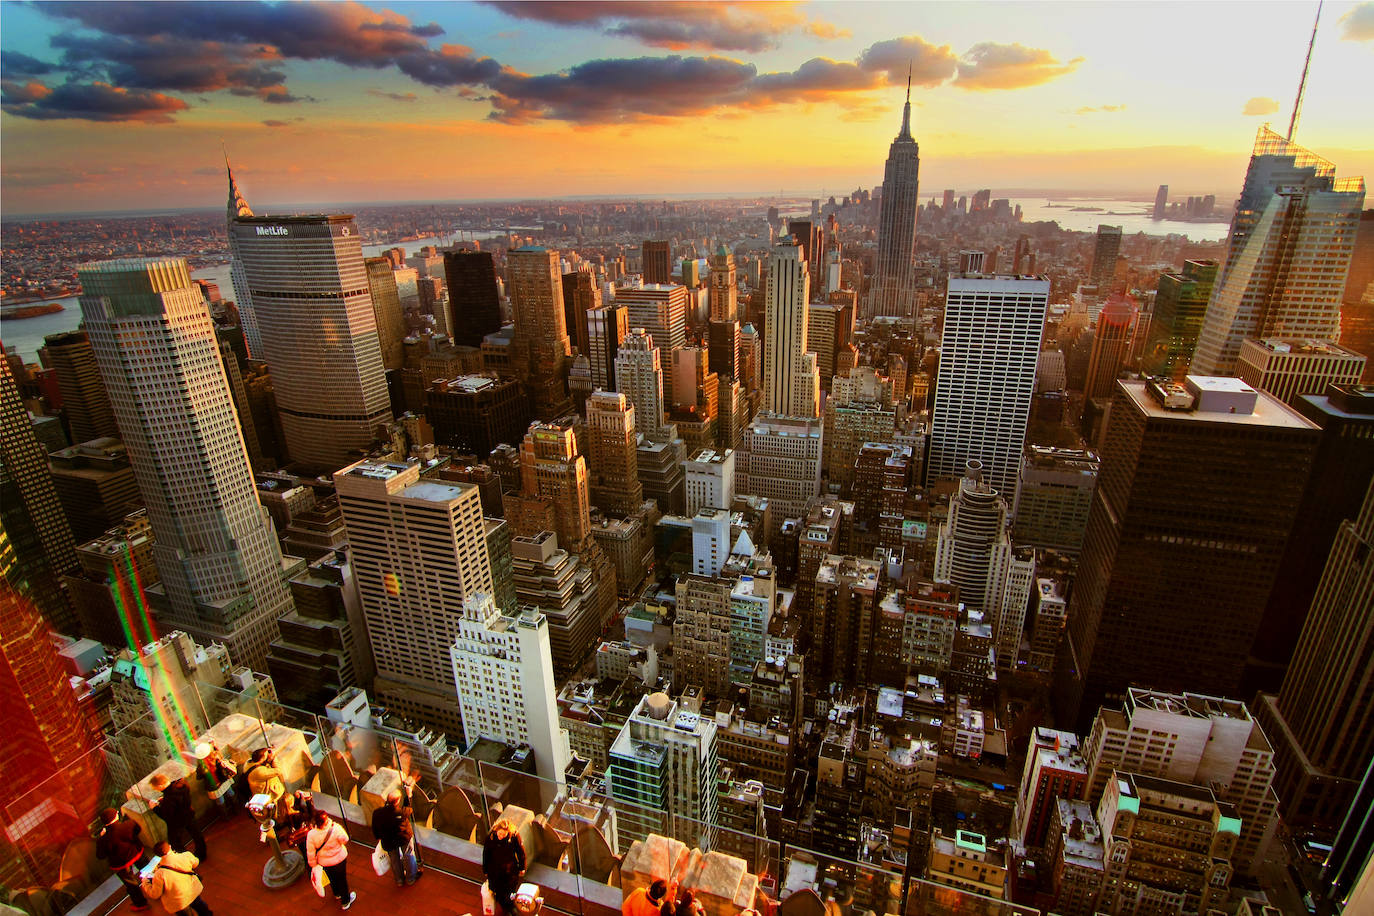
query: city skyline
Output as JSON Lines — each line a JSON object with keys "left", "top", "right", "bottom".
{"left": 2, "top": 1, "right": 1373, "bottom": 214}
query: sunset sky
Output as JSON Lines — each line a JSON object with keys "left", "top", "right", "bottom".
{"left": 2, "top": 0, "right": 1372, "bottom": 215}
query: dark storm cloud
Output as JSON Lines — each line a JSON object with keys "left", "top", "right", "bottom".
{"left": 1, "top": 79, "right": 189, "bottom": 122}
{"left": 1, "top": 51, "right": 60, "bottom": 79}
{"left": 51, "top": 33, "right": 288, "bottom": 97}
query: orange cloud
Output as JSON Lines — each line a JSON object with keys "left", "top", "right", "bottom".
{"left": 956, "top": 43, "right": 1083, "bottom": 91}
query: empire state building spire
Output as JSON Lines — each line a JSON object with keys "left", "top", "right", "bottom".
{"left": 898, "top": 63, "right": 913, "bottom": 140}
{"left": 867, "top": 73, "right": 921, "bottom": 320}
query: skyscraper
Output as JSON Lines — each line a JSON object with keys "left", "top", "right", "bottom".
{"left": 585, "top": 303, "right": 628, "bottom": 392}
{"left": 1255, "top": 479, "right": 1373, "bottom": 837}
{"left": 763, "top": 240, "right": 816, "bottom": 418}
{"left": 443, "top": 249, "right": 504, "bottom": 348}
{"left": 226, "top": 168, "right": 391, "bottom": 472}
{"left": 1192, "top": 127, "right": 1366, "bottom": 376}
{"left": 1088, "top": 224, "right": 1122, "bottom": 291}
{"left": 926, "top": 275, "right": 1048, "bottom": 499}
{"left": 869, "top": 77, "right": 921, "bottom": 319}
{"left": 1082, "top": 294, "right": 1138, "bottom": 402}
{"left": 40, "top": 330, "right": 119, "bottom": 443}
{"left": 0, "top": 356, "right": 78, "bottom": 632}
{"left": 450, "top": 594, "right": 571, "bottom": 784}
{"left": 1153, "top": 184, "right": 1169, "bottom": 220}
{"left": 585, "top": 390, "right": 643, "bottom": 517}
{"left": 616, "top": 283, "right": 689, "bottom": 385}
{"left": 709, "top": 243, "right": 737, "bottom": 321}
{"left": 615, "top": 328, "right": 666, "bottom": 438}
{"left": 562, "top": 269, "right": 599, "bottom": 357}
{"left": 642, "top": 240, "right": 672, "bottom": 285}
{"left": 1143, "top": 259, "right": 1218, "bottom": 377}
{"left": 336, "top": 459, "right": 493, "bottom": 735}
{"left": 507, "top": 247, "right": 574, "bottom": 420}
{"left": 1059, "top": 377, "right": 1319, "bottom": 727}
{"left": 363, "top": 257, "right": 407, "bottom": 371}
{"left": 607, "top": 691, "right": 719, "bottom": 846}
{"left": 79, "top": 257, "right": 294, "bottom": 669}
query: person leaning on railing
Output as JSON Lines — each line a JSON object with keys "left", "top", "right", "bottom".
{"left": 95, "top": 807, "right": 150, "bottom": 912}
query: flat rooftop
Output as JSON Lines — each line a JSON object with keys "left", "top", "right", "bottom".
{"left": 1120, "top": 379, "right": 1317, "bottom": 430}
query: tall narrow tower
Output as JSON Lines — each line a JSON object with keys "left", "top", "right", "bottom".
{"left": 764, "top": 240, "right": 816, "bottom": 418}
{"left": 585, "top": 390, "right": 643, "bottom": 517}
{"left": 226, "top": 166, "right": 392, "bottom": 472}
{"left": 507, "top": 247, "right": 574, "bottom": 420}
{"left": 869, "top": 75, "right": 921, "bottom": 319}
{"left": 79, "top": 257, "right": 295, "bottom": 669}
{"left": 615, "top": 328, "right": 666, "bottom": 438}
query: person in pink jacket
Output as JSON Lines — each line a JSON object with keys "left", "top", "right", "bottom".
{"left": 306, "top": 810, "right": 356, "bottom": 910}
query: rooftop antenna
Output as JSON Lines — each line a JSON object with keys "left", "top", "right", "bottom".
{"left": 1287, "top": 1, "right": 1322, "bottom": 141}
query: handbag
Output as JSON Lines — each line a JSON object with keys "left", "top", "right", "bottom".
{"left": 311, "top": 864, "right": 329, "bottom": 898}
{"left": 372, "top": 841, "right": 391, "bottom": 876}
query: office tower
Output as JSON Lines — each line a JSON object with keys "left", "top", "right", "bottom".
{"left": 852, "top": 443, "right": 909, "bottom": 557}
{"left": 1082, "top": 688, "right": 1279, "bottom": 875}
{"left": 615, "top": 327, "right": 665, "bottom": 437}
{"left": 823, "top": 367, "right": 897, "bottom": 494}
{"left": 739, "top": 323, "right": 761, "bottom": 393}
{"left": 1236, "top": 338, "right": 1365, "bottom": 406}
{"left": 336, "top": 459, "right": 492, "bottom": 735}
{"left": 709, "top": 244, "right": 737, "bottom": 321}
{"left": 62, "top": 511, "right": 158, "bottom": 646}
{"left": 226, "top": 172, "right": 390, "bottom": 472}
{"left": 607, "top": 691, "right": 719, "bottom": 845}
{"left": 811, "top": 554, "right": 883, "bottom": 686}
{"left": 48, "top": 438, "right": 140, "bottom": 542}
{"left": 617, "top": 283, "right": 688, "bottom": 384}
{"left": 450, "top": 594, "right": 571, "bottom": 784}
{"left": 1255, "top": 385, "right": 1374, "bottom": 683}
{"left": 637, "top": 433, "right": 686, "bottom": 516}
{"left": 586, "top": 303, "right": 628, "bottom": 392}
{"left": 680, "top": 258, "right": 701, "bottom": 289}
{"left": 507, "top": 247, "right": 574, "bottom": 420}
{"left": 1062, "top": 377, "right": 1317, "bottom": 723}
{"left": 1254, "top": 480, "right": 1373, "bottom": 837}
{"left": 927, "top": 275, "right": 1048, "bottom": 499}
{"left": 364, "top": 257, "right": 407, "bottom": 371}
{"left": 934, "top": 462, "right": 1035, "bottom": 671}
{"left": 1013, "top": 727, "right": 1087, "bottom": 851}
{"left": 1082, "top": 294, "right": 1137, "bottom": 402}
{"left": 1153, "top": 184, "right": 1169, "bottom": 220}
{"left": 1143, "top": 259, "right": 1219, "bottom": 377}
{"left": 1028, "top": 578, "right": 1068, "bottom": 674}
{"left": 585, "top": 391, "right": 644, "bottom": 517}
{"left": 40, "top": 330, "right": 118, "bottom": 443}
{"left": 443, "top": 249, "right": 504, "bottom": 348}
{"left": 0, "top": 527, "right": 104, "bottom": 889}
{"left": 0, "top": 357, "right": 78, "bottom": 631}
{"left": 738, "top": 413, "right": 822, "bottom": 524}
{"left": 716, "top": 377, "right": 745, "bottom": 452}
{"left": 763, "top": 240, "right": 816, "bottom": 418}
{"left": 78, "top": 258, "right": 293, "bottom": 667}
{"left": 514, "top": 421, "right": 592, "bottom": 553}
{"left": 266, "top": 549, "right": 374, "bottom": 709}
{"left": 562, "top": 270, "right": 599, "bottom": 357}
{"left": 1088, "top": 225, "right": 1122, "bottom": 291}
{"left": 641, "top": 239, "right": 672, "bottom": 285}
{"left": 1322, "top": 755, "right": 1374, "bottom": 909}
{"left": 1093, "top": 772, "right": 1237, "bottom": 914}
{"left": 806, "top": 301, "right": 853, "bottom": 387}
{"left": 425, "top": 375, "right": 530, "bottom": 456}
{"left": 684, "top": 447, "right": 735, "bottom": 515}
{"left": 869, "top": 80, "right": 921, "bottom": 319}
{"left": 958, "top": 249, "right": 985, "bottom": 275}
{"left": 1192, "top": 127, "right": 1366, "bottom": 376}
{"left": 1012, "top": 447, "right": 1099, "bottom": 555}
{"left": 707, "top": 317, "right": 740, "bottom": 381}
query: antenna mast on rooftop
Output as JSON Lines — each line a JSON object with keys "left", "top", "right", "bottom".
{"left": 1287, "top": 1, "right": 1322, "bottom": 142}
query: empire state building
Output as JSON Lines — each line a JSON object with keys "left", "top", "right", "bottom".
{"left": 868, "top": 78, "right": 921, "bottom": 320}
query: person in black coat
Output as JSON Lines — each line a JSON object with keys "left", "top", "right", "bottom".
{"left": 482, "top": 821, "right": 527, "bottom": 916}
{"left": 96, "top": 807, "right": 150, "bottom": 911}
{"left": 149, "top": 773, "right": 208, "bottom": 860}
{"left": 371, "top": 791, "right": 418, "bottom": 886}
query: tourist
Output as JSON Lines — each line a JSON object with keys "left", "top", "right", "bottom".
{"left": 95, "top": 807, "right": 149, "bottom": 911}
{"left": 306, "top": 809, "right": 356, "bottom": 910}
{"left": 149, "top": 772, "right": 208, "bottom": 860}
{"left": 140, "top": 839, "right": 212, "bottom": 915}
{"left": 371, "top": 790, "right": 418, "bottom": 886}
{"left": 483, "top": 821, "right": 527, "bottom": 916}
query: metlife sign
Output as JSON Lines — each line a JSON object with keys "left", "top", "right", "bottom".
{"left": 256, "top": 226, "right": 289, "bottom": 236}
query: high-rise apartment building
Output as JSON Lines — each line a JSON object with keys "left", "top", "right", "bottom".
{"left": 615, "top": 328, "right": 666, "bottom": 438}
{"left": 1082, "top": 294, "right": 1136, "bottom": 402}
{"left": 1012, "top": 447, "right": 1099, "bottom": 555}
{"left": 1088, "top": 225, "right": 1122, "bottom": 291}
{"left": 764, "top": 241, "right": 816, "bottom": 418}
{"left": 363, "top": 257, "right": 407, "bottom": 371}
{"left": 562, "top": 269, "right": 599, "bottom": 357}
{"left": 450, "top": 594, "right": 571, "bottom": 784}
{"left": 0, "top": 356, "right": 77, "bottom": 631}
{"left": 443, "top": 249, "right": 504, "bottom": 348}
{"left": 869, "top": 82, "right": 921, "bottom": 320}
{"left": 507, "top": 247, "right": 573, "bottom": 420}
{"left": 40, "top": 330, "right": 119, "bottom": 443}
{"left": 1143, "top": 259, "right": 1218, "bottom": 377}
{"left": 1061, "top": 377, "right": 1318, "bottom": 725}
{"left": 585, "top": 391, "right": 643, "bottom": 517}
{"left": 1082, "top": 688, "right": 1279, "bottom": 875}
{"left": 641, "top": 240, "right": 672, "bottom": 285}
{"left": 607, "top": 691, "right": 719, "bottom": 846}
{"left": 226, "top": 170, "right": 391, "bottom": 472}
{"left": 1235, "top": 338, "right": 1365, "bottom": 406}
{"left": 1255, "top": 480, "right": 1373, "bottom": 837}
{"left": 80, "top": 258, "right": 295, "bottom": 669}
{"left": 927, "top": 275, "right": 1048, "bottom": 499}
{"left": 1192, "top": 127, "right": 1366, "bottom": 376}
{"left": 335, "top": 459, "right": 492, "bottom": 735}
{"left": 586, "top": 303, "right": 628, "bottom": 391}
